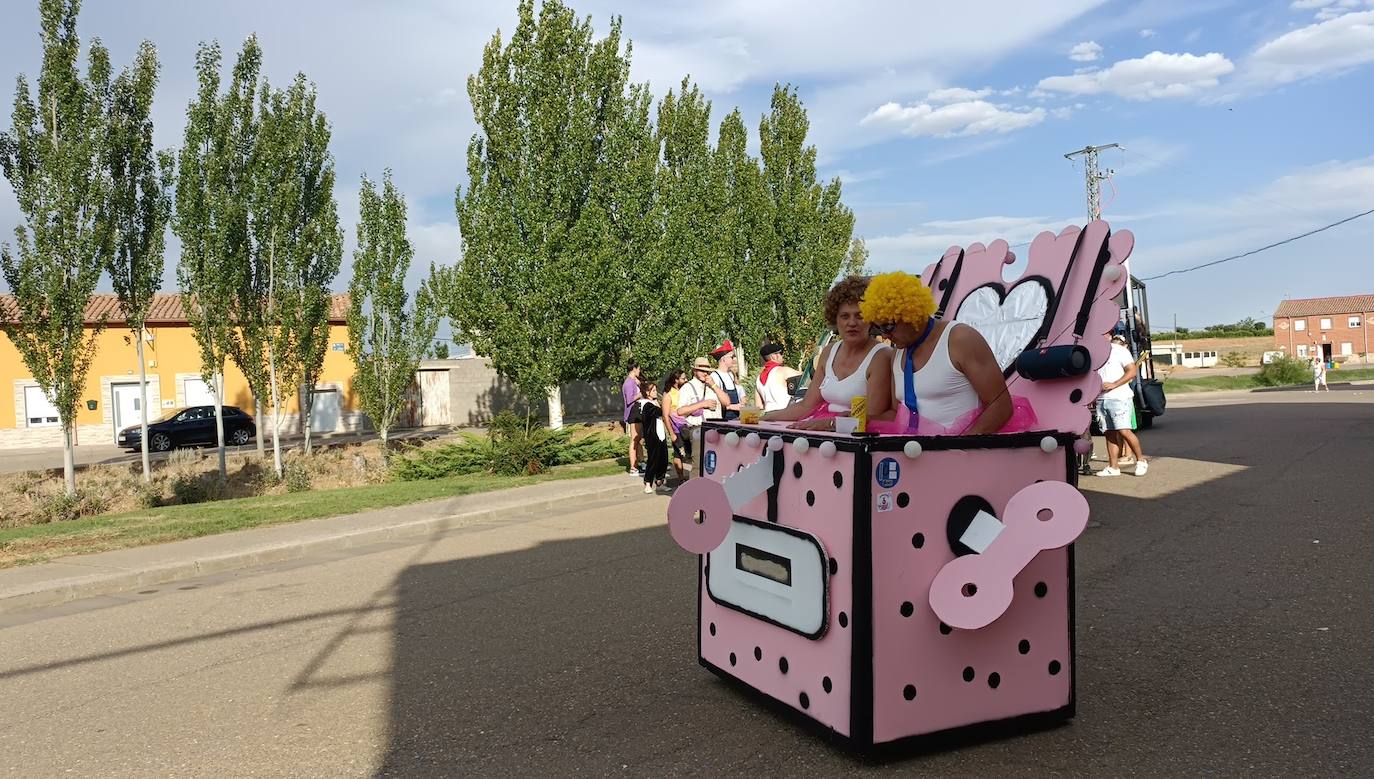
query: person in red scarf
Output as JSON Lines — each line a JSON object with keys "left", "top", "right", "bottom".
{"left": 755, "top": 342, "right": 799, "bottom": 412}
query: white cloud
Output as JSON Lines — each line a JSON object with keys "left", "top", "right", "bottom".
{"left": 1140, "top": 28, "right": 1157, "bottom": 37}
{"left": 1068, "top": 41, "right": 1103, "bottom": 62}
{"left": 1248, "top": 10, "right": 1374, "bottom": 84}
{"left": 866, "top": 215, "right": 1077, "bottom": 271}
{"left": 926, "top": 87, "right": 993, "bottom": 103}
{"left": 1037, "top": 51, "right": 1234, "bottom": 99}
{"left": 1290, "top": 0, "right": 1335, "bottom": 9}
{"left": 862, "top": 99, "right": 1046, "bottom": 137}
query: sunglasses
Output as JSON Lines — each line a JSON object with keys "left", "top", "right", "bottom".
{"left": 873, "top": 322, "right": 899, "bottom": 336}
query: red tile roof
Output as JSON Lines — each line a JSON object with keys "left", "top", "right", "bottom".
{"left": 1274, "top": 294, "right": 1374, "bottom": 318}
{"left": 0, "top": 292, "right": 350, "bottom": 325}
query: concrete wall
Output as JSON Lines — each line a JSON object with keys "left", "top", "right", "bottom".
{"left": 421, "top": 358, "right": 620, "bottom": 426}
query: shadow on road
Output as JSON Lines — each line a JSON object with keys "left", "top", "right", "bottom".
{"left": 370, "top": 400, "right": 1373, "bottom": 775}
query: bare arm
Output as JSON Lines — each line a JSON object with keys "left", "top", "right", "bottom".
{"left": 950, "top": 324, "right": 1013, "bottom": 435}
{"left": 764, "top": 345, "right": 831, "bottom": 422}
{"left": 865, "top": 347, "right": 894, "bottom": 422}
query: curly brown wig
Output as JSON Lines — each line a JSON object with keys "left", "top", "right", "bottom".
{"left": 824, "top": 275, "right": 871, "bottom": 326}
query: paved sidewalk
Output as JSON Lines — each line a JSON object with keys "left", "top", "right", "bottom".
{"left": 0, "top": 473, "right": 646, "bottom": 615}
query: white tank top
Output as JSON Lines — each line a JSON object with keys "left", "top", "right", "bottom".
{"left": 821, "top": 342, "right": 890, "bottom": 413}
{"left": 891, "top": 322, "right": 982, "bottom": 426}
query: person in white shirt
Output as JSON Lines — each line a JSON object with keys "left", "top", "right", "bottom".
{"left": 1096, "top": 334, "right": 1148, "bottom": 477}
{"left": 755, "top": 342, "right": 799, "bottom": 412}
{"left": 707, "top": 340, "right": 744, "bottom": 421}
{"left": 674, "top": 357, "right": 721, "bottom": 461}
{"left": 1312, "top": 356, "right": 1329, "bottom": 392}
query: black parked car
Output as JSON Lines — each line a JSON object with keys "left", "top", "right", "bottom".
{"left": 117, "top": 405, "right": 256, "bottom": 452}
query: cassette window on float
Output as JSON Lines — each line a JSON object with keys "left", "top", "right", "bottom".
{"left": 736, "top": 543, "right": 792, "bottom": 586}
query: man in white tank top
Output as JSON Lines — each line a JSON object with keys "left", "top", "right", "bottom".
{"left": 859, "top": 272, "right": 1012, "bottom": 435}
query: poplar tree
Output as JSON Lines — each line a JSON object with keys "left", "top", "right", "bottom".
{"left": 447, "top": 0, "right": 655, "bottom": 427}
{"left": 755, "top": 85, "right": 855, "bottom": 358}
{"left": 348, "top": 171, "right": 439, "bottom": 446}
{"left": 173, "top": 40, "right": 256, "bottom": 480}
{"left": 230, "top": 71, "right": 338, "bottom": 478}
{"left": 104, "top": 40, "right": 172, "bottom": 483}
{"left": 0, "top": 0, "right": 113, "bottom": 496}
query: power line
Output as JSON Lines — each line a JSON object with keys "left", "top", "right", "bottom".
{"left": 1140, "top": 207, "right": 1374, "bottom": 282}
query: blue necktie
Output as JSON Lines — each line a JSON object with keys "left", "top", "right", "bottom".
{"left": 903, "top": 319, "right": 937, "bottom": 426}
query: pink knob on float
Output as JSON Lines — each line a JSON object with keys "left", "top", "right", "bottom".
{"left": 705, "top": 430, "right": 720, "bottom": 444}
{"left": 667, "top": 477, "right": 733, "bottom": 554}
{"left": 1073, "top": 439, "right": 1092, "bottom": 455}
{"left": 745, "top": 432, "right": 761, "bottom": 448}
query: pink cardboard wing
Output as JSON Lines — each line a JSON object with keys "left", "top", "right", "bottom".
{"left": 921, "top": 220, "right": 1133, "bottom": 435}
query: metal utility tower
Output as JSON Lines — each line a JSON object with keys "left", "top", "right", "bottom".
{"left": 1064, "top": 143, "right": 1119, "bottom": 221}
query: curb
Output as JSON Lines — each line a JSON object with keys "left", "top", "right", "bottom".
{"left": 0, "top": 478, "right": 648, "bottom": 615}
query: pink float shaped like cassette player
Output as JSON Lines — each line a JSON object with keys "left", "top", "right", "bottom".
{"left": 665, "top": 221, "right": 1133, "bottom": 750}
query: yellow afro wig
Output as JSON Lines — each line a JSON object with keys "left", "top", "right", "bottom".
{"left": 859, "top": 271, "right": 936, "bottom": 328}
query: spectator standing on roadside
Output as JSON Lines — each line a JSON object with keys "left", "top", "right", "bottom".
{"left": 1095, "top": 334, "right": 1148, "bottom": 477}
{"left": 661, "top": 370, "right": 690, "bottom": 480}
{"left": 708, "top": 340, "right": 744, "bottom": 421}
{"left": 675, "top": 357, "right": 720, "bottom": 458}
{"left": 756, "top": 342, "right": 800, "bottom": 412}
{"left": 638, "top": 380, "right": 669, "bottom": 493}
{"left": 622, "top": 362, "right": 643, "bottom": 475}
{"left": 1313, "top": 356, "right": 1330, "bottom": 392}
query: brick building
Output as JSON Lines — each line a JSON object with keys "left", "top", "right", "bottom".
{"left": 1273, "top": 294, "right": 1373, "bottom": 365}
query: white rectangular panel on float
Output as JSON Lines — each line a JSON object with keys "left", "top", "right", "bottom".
{"left": 707, "top": 518, "right": 827, "bottom": 637}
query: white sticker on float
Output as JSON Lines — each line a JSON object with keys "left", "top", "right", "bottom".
{"left": 876, "top": 491, "right": 893, "bottom": 512}
{"left": 960, "top": 510, "right": 1005, "bottom": 554}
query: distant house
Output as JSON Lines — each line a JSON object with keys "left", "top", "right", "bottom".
{"left": 0, "top": 293, "right": 362, "bottom": 448}
{"left": 1273, "top": 294, "right": 1373, "bottom": 364}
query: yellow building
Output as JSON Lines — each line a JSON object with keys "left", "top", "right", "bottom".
{"left": 0, "top": 293, "right": 363, "bottom": 448}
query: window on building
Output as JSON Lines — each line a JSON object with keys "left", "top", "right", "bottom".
{"left": 1294, "top": 319, "right": 1306, "bottom": 331}
{"left": 1351, "top": 316, "right": 1363, "bottom": 328}
{"left": 1341, "top": 343, "right": 1354, "bottom": 356}
{"left": 23, "top": 386, "right": 60, "bottom": 427}
{"left": 1297, "top": 345, "right": 1308, "bottom": 358}
{"left": 1320, "top": 318, "right": 1333, "bottom": 330}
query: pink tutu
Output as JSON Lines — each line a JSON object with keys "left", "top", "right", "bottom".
{"left": 800, "top": 397, "right": 1038, "bottom": 437}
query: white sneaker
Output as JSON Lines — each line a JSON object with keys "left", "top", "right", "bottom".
{"left": 1134, "top": 460, "right": 1149, "bottom": 476}
{"left": 1095, "top": 467, "right": 1121, "bottom": 477}
{"left": 644, "top": 484, "right": 655, "bottom": 494}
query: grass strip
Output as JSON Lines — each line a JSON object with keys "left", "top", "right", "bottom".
{"left": 0, "top": 460, "right": 623, "bottom": 568}
{"left": 1164, "top": 367, "right": 1374, "bottom": 393}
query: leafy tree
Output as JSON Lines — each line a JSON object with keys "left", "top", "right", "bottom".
{"left": 445, "top": 0, "right": 654, "bottom": 428}
{"left": 348, "top": 172, "right": 439, "bottom": 446}
{"left": 228, "top": 67, "right": 339, "bottom": 478}
{"left": 104, "top": 40, "right": 173, "bottom": 483}
{"left": 0, "top": 0, "right": 113, "bottom": 496}
{"left": 628, "top": 78, "right": 715, "bottom": 375}
{"left": 429, "top": 341, "right": 450, "bottom": 359}
{"left": 843, "top": 236, "right": 870, "bottom": 277}
{"left": 754, "top": 85, "right": 854, "bottom": 358}
{"left": 173, "top": 40, "right": 257, "bottom": 479}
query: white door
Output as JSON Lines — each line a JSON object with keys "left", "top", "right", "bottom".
{"left": 184, "top": 376, "right": 218, "bottom": 407}
{"left": 112, "top": 383, "right": 144, "bottom": 434}
{"left": 310, "top": 389, "right": 340, "bottom": 433}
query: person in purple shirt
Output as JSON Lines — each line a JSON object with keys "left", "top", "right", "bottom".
{"left": 622, "top": 362, "right": 643, "bottom": 475}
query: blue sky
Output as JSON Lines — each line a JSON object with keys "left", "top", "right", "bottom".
{"left": 1, "top": 0, "right": 1372, "bottom": 330}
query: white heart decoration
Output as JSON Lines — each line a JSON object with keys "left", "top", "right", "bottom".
{"left": 954, "top": 281, "right": 1051, "bottom": 373}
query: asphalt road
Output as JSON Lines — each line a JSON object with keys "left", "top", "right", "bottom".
{"left": 0, "top": 389, "right": 1371, "bottom": 776}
